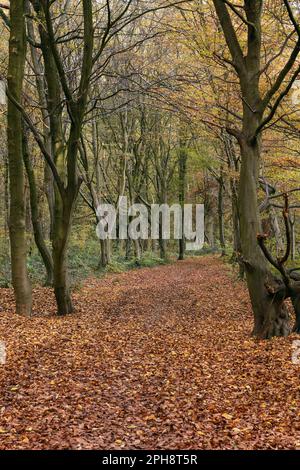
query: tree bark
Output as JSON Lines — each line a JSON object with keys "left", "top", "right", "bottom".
{"left": 7, "top": 0, "right": 32, "bottom": 316}
{"left": 52, "top": 196, "right": 74, "bottom": 315}
{"left": 204, "top": 172, "right": 217, "bottom": 249}
{"left": 26, "top": 5, "right": 55, "bottom": 241}
{"left": 99, "top": 239, "right": 111, "bottom": 268}
{"left": 30, "top": 0, "right": 93, "bottom": 315}
{"left": 23, "top": 128, "right": 54, "bottom": 286}
{"left": 178, "top": 144, "right": 187, "bottom": 260}
{"left": 290, "top": 213, "right": 296, "bottom": 261}
{"left": 238, "top": 138, "right": 290, "bottom": 338}
{"left": 213, "top": 0, "right": 295, "bottom": 337}
{"left": 268, "top": 205, "right": 284, "bottom": 257}
{"left": 217, "top": 168, "right": 226, "bottom": 256}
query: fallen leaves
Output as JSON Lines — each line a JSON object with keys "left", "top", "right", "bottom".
{"left": 0, "top": 256, "right": 299, "bottom": 449}
{"left": 221, "top": 413, "right": 233, "bottom": 421}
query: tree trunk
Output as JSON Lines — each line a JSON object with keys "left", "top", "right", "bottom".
{"left": 212, "top": 0, "right": 298, "bottom": 337}
{"left": 230, "top": 177, "right": 244, "bottom": 278}
{"left": 268, "top": 205, "right": 284, "bottom": 257}
{"left": 238, "top": 139, "right": 290, "bottom": 338}
{"left": 159, "top": 189, "right": 168, "bottom": 260}
{"left": 125, "top": 238, "right": 131, "bottom": 260}
{"left": 26, "top": 6, "right": 55, "bottom": 241}
{"left": 225, "top": 134, "right": 244, "bottom": 277}
{"left": 99, "top": 238, "right": 111, "bottom": 268}
{"left": 204, "top": 172, "right": 217, "bottom": 249}
{"left": 134, "top": 239, "right": 141, "bottom": 261}
{"left": 218, "top": 170, "right": 226, "bottom": 256}
{"left": 52, "top": 196, "right": 73, "bottom": 315}
{"left": 23, "top": 128, "right": 54, "bottom": 286}
{"left": 291, "top": 293, "right": 300, "bottom": 334}
{"left": 7, "top": 0, "right": 32, "bottom": 316}
{"left": 159, "top": 238, "right": 167, "bottom": 260}
{"left": 178, "top": 145, "right": 187, "bottom": 260}
{"left": 159, "top": 211, "right": 167, "bottom": 260}
{"left": 290, "top": 213, "right": 296, "bottom": 261}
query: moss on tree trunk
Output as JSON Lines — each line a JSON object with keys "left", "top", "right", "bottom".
{"left": 7, "top": 0, "right": 32, "bottom": 316}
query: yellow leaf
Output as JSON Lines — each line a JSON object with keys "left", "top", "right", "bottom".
{"left": 222, "top": 413, "right": 233, "bottom": 420}
{"left": 115, "top": 439, "right": 123, "bottom": 446}
{"left": 231, "top": 427, "right": 241, "bottom": 434}
{"left": 144, "top": 414, "right": 157, "bottom": 421}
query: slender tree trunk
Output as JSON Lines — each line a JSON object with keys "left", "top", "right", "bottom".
{"left": 23, "top": 128, "right": 54, "bottom": 285}
{"left": 26, "top": 5, "right": 55, "bottom": 241}
{"left": 224, "top": 132, "right": 243, "bottom": 275}
{"left": 230, "top": 176, "right": 244, "bottom": 278}
{"left": 268, "top": 205, "right": 284, "bottom": 257}
{"left": 52, "top": 195, "right": 74, "bottom": 315}
{"left": 99, "top": 238, "right": 111, "bottom": 268}
{"left": 134, "top": 239, "right": 141, "bottom": 261}
{"left": 159, "top": 190, "right": 167, "bottom": 260}
{"left": 290, "top": 213, "right": 296, "bottom": 261}
{"left": 178, "top": 145, "right": 187, "bottom": 260}
{"left": 44, "top": 153, "right": 55, "bottom": 241}
{"left": 125, "top": 238, "right": 131, "bottom": 260}
{"left": 7, "top": 0, "right": 32, "bottom": 316}
{"left": 218, "top": 170, "right": 226, "bottom": 256}
{"left": 204, "top": 173, "right": 216, "bottom": 249}
{"left": 159, "top": 237, "right": 167, "bottom": 260}
{"left": 143, "top": 238, "right": 151, "bottom": 252}
{"left": 32, "top": 2, "right": 72, "bottom": 313}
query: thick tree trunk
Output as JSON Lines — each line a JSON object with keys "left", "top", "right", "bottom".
{"left": 291, "top": 293, "right": 300, "bottom": 334}
{"left": 7, "top": 0, "right": 32, "bottom": 316}
{"left": 293, "top": 317, "right": 300, "bottom": 334}
{"left": 238, "top": 139, "right": 290, "bottom": 338}
{"left": 212, "top": 0, "right": 298, "bottom": 338}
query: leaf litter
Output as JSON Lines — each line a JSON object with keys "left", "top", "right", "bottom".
{"left": 0, "top": 256, "right": 299, "bottom": 449}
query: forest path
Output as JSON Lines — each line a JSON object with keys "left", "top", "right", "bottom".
{"left": 0, "top": 256, "right": 299, "bottom": 449}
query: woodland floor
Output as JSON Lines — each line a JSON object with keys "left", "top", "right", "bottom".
{"left": 0, "top": 256, "right": 299, "bottom": 450}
